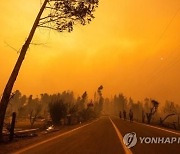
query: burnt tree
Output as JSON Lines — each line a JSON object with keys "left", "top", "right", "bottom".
{"left": 146, "top": 100, "right": 159, "bottom": 124}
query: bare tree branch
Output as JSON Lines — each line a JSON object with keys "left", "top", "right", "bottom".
{"left": 4, "top": 41, "right": 20, "bottom": 53}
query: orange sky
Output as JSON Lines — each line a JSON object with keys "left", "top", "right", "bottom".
{"left": 1, "top": 0, "right": 180, "bottom": 103}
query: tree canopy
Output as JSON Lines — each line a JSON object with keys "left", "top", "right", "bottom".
{"left": 39, "top": 0, "right": 99, "bottom": 32}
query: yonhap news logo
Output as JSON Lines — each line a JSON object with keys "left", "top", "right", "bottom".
{"left": 123, "top": 132, "right": 180, "bottom": 149}
{"left": 123, "top": 132, "right": 137, "bottom": 148}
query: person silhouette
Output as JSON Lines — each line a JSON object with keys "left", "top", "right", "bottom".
{"left": 123, "top": 110, "right": 126, "bottom": 120}
{"left": 129, "top": 109, "right": 133, "bottom": 122}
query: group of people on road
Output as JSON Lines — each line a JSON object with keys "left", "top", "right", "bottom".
{"left": 119, "top": 109, "right": 134, "bottom": 122}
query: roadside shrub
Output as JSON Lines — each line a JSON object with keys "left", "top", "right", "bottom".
{"left": 49, "top": 100, "right": 67, "bottom": 125}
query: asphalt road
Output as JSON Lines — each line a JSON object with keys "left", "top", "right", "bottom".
{"left": 15, "top": 116, "right": 180, "bottom": 154}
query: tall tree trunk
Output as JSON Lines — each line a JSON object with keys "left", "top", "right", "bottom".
{"left": 0, "top": 0, "right": 48, "bottom": 141}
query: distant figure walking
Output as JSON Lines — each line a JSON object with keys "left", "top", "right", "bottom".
{"left": 129, "top": 109, "right": 133, "bottom": 122}
{"left": 119, "top": 111, "right": 122, "bottom": 119}
{"left": 123, "top": 110, "right": 126, "bottom": 120}
{"left": 142, "top": 110, "right": 145, "bottom": 123}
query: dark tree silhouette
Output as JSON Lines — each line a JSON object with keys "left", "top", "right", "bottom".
{"left": 49, "top": 100, "right": 67, "bottom": 125}
{"left": 0, "top": 0, "right": 99, "bottom": 141}
{"left": 160, "top": 113, "right": 176, "bottom": 126}
{"left": 113, "top": 94, "right": 127, "bottom": 115}
{"left": 95, "top": 85, "right": 104, "bottom": 115}
{"left": 146, "top": 100, "right": 159, "bottom": 124}
{"left": 160, "top": 101, "right": 178, "bottom": 126}
{"left": 29, "top": 103, "right": 42, "bottom": 128}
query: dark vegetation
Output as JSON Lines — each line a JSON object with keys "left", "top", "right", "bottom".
{"left": 109, "top": 94, "right": 180, "bottom": 130}
{"left": 4, "top": 86, "right": 104, "bottom": 130}
{"left": 3, "top": 88, "right": 180, "bottom": 134}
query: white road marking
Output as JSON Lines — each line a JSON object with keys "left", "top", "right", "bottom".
{"left": 14, "top": 119, "right": 99, "bottom": 154}
{"left": 134, "top": 121, "right": 180, "bottom": 136}
{"left": 109, "top": 117, "right": 133, "bottom": 154}
{"left": 112, "top": 115, "right": 180, "bottom": 136}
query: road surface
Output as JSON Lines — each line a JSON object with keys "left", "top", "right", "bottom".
{"left": 15, "top": 116, "right": 180, "bottom": 154}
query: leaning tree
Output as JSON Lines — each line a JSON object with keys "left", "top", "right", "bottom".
{"left": 0, "top": 0, "right": 99, "bottom": 141}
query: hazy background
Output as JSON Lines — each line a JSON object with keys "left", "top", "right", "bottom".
{"left": 1, "top": 0, "right": 180, "bottom": 103}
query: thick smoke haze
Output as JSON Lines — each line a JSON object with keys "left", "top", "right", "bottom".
{"left": 1, "top": 0, "right": 180, "bottom": 104}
